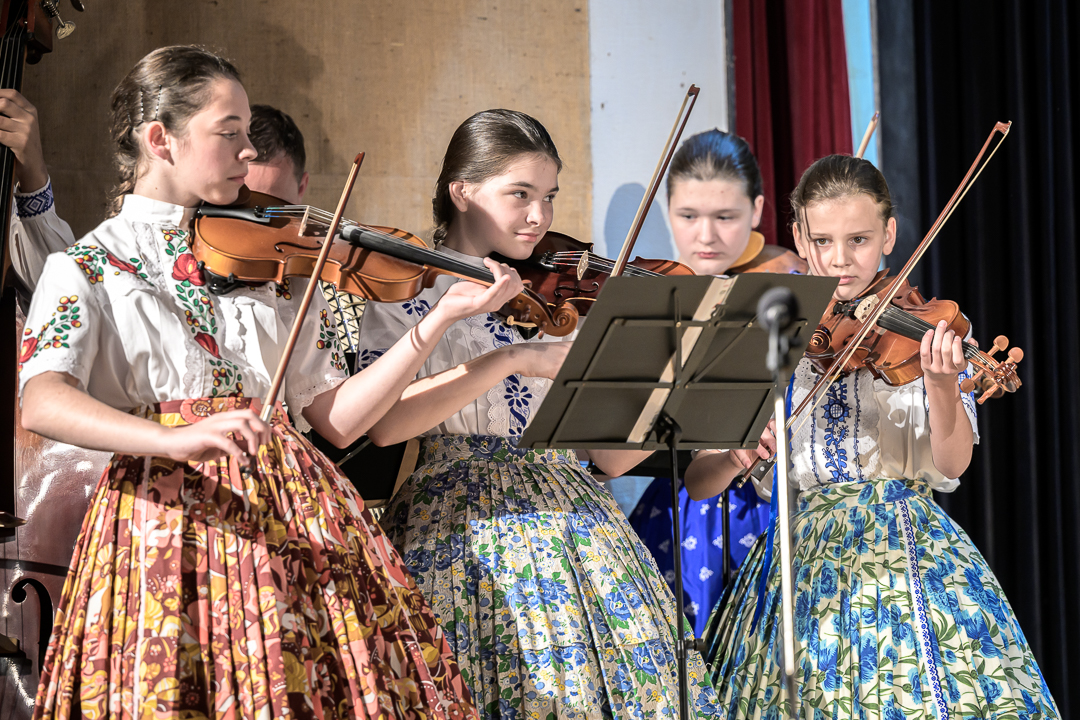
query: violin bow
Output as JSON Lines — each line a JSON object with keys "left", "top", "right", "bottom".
{"left": 793, "top": 121, "right": 1012, "bottom": 434}
{"left": 610, "top": 84, "right": 700, "bottom": 277}
{"left": 740, "top": 121, "right": 1013, "bottom": 486}
{"left": 259, "top": 153, "right": 364, "bottom": 423}
{"left": 854, "top": 111, "right": 879, "bottom": 159}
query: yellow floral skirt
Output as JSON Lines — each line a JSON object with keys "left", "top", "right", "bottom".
{"left": 33, "top": 397, "right": 476, "bottom": 720}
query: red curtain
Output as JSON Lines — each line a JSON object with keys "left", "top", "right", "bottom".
{"left": 732, "top": 0, "right": 853, "bottom": 249}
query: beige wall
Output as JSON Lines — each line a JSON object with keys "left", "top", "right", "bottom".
{"left": 24, "top": 1, "right": 591, "bottom": 243}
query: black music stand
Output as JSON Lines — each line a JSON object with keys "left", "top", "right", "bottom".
{"left": 517, "top": 272, "right": 835, "bottom": 719}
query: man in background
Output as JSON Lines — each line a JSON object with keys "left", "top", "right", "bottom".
{"left": 246, "top": 104, "right": 309, "bottom": 204}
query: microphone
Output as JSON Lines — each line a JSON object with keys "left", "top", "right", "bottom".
{"left": 757, "top": 286, "right": 798, "bottom": 333}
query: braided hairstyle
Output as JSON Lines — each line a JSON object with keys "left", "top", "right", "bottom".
{"left": 107, "top": 45, "right": 242, "bottom": 216}
{"left": 432, "top": 109, "right": 561, "bottom": 244}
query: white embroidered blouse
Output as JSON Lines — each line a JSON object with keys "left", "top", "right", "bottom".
{"left": 787, "top": 356, "right": 980, "bottom": 494}
{"left": 9, "top": 179, "right": 77, "bottom": 291}
{"left": 356, "top": 246, "right": 566, "bottom": 439}
{"left": 18, "top": 194, "right": 349, "bottom": 432}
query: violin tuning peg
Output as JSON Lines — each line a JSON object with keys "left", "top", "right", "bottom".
{"left": 992, "top": 335, "right": 1009, "bottom": 354}
{"left": 959, "top": 378, "right": 976, "bottom": 393}
{"left": 1007, "top": 347, "right": 1024, "bottom": 364}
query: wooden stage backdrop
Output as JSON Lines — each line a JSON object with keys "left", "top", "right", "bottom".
{"left": 1, "top": 4, "right": 591, "bottom": 718}
{"left": 24, "top": 0, "right": 593, "bottom": 242}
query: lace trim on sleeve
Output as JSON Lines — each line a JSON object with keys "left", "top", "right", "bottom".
{"left": 287, "top": 374, "right": 348, "bottom": 434}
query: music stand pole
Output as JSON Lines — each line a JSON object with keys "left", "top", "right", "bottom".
{"left": 760, "top": 287, "right": 799, "bottom": 720}
{"left": 516, "top": 273, "right": 836, "bottom": 720}
{"left": 657, "top": 413, "right": 689, "bottom": 720}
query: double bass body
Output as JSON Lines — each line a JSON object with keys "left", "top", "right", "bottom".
{"left": 0, "top": 309, "right": 108, "bottom": 718}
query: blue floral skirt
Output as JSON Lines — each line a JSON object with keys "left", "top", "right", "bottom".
{"left": 383, "top": 434, "right": 720, "bottom": 719}
{"left": 701, "top": 477, "right": 1059, "bottom": 719}
{"left": 629, "top": 478, "right": 770, "bottom": 636}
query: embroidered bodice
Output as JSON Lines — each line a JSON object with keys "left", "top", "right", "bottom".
{"left": 18, "top": 194, "right": 348, "bottom": 431}
{"left": 356, "top": 246, "right": 569, "bottom": 439}
{"left": 788, "top": 357, "right": 979, "bottom": 493}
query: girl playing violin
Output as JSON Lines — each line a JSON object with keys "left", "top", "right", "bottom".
{"left": 688, "top": 155, "right": 1059, "bottom": 718}
{"left": 629, "top": 129, "right": 804, "bottom": 637}
{"left": 356, "top": 109, "right": 721, "bottom": 718}
{"left": 18, "top": 45, "right": 528, "bottom": 720}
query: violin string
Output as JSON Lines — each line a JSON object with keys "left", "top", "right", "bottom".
{"left": 550, "top": 252, "right": 663, "bottom": 277}
{"left": 263, "top": 210, "right": 661, "bottom": 280}
{"left": 547, "top": 259, "right": 659, "bottom": 279}
{"left": 877, "top": 306, "right": 999, "bottom": 368}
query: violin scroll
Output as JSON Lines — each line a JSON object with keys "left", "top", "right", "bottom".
{"left": 961, "top": 335, "right": 1023, "bottom": 403}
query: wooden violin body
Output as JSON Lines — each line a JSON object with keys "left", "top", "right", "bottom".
{"left": 190, "top": 190, "right": 578, "bottom": 336}
{"left": 805, "top": 273, "right": 1021, "bottom": 399}
{"left": 496, "top": 230, "right": 694, "bottom": 317}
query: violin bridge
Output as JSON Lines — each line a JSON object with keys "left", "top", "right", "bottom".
{"left": 298, "top": 206, "right": 312, "bottom": 237}
{"left": 577, "top": 251, "right": 589, "bottom": 281}
{"left": 853, "top": 295, "right": 880, "bottom": 322}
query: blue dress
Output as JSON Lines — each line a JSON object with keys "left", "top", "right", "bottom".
{"left": 629, "top": 479, "right": 769, "bottom": 637}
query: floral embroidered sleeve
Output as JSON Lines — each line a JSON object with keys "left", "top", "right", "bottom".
{"left": 279, "top": 278, "right": 350, "bottom": 432}
{"left": 18, "top": 249, "right": 100, "bottom": 398}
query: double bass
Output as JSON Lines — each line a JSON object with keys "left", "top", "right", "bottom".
{"left": 0, "top": 3, "right": 104, "bottom": 719}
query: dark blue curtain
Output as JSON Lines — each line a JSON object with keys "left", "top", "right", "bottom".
{"left": 881, "top": 1, "right": 1080, "bottom": 714}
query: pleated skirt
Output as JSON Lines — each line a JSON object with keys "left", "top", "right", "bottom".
{"left": 33, "top": 397, "right": 476, "bottom": 720}
{"left": 702, "top": 477, "right": 1060, "bottom": 719}
{"left": 383, "top": 434, "right": 720, "bottom": 719}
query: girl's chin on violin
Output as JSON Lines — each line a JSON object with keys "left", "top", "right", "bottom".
{"left": 827, "top": 274, "right": 874, "bottom": 301}
{"left": 199, "top": 183, "right": 245, "bottom": 207}
{"left": 477, "top": 231, "right": 545, "bottom": 260}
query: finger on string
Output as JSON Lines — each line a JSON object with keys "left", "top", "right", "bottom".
{"left": 0, "top": 98, "right": 30, "bottom": 121}
{"left": 921, "top": 327, "right": 934, "bottom": 365}
{"left": 0, "top": 90, "right": 32, "bottom": 112}
{"left": 951, "top": 334, "right": 965, "bottom": 369}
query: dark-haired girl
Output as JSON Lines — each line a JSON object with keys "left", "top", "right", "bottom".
{"left": 18, "top": 45, "right": 531, "bottom": 720}
{"left": 357, "top": 109, "right": 720, "bottom": 718}
{"left": 628, "top": 129, "right": 804, "bottom": 636}
{"left": 689, "top": 155, "right": 1059, "bottom": 718}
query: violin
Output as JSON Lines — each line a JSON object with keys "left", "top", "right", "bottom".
{"left": 737, "top": 121, "right": 1021, "bottom": 491}
{"left": 190, "top": 188, "right": 578, "bottom": 337}
{"left": 494, "top": 230, "right": 694, "bottom": 317}
{"left": 805, "top": 271, "right": 1022, "bottom": 397}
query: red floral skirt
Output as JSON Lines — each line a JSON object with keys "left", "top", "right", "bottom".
{"left": 33, "top": 397, "right": 476, "bottom": 720}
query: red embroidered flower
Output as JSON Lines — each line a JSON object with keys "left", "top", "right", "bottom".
{"left": 18, "top": 336, "right": 37, "bottom": 364}
{"left": 194, "top": 332, "right": 220, "bottom": 358}
{"left": 106, "top": 253, "right": 139, "bottom": 275}
{"left": 171, "top": 253, "right": 205, "bottom": 286}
